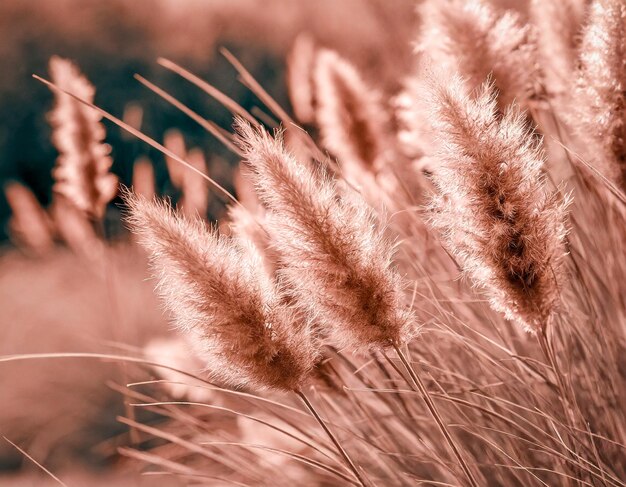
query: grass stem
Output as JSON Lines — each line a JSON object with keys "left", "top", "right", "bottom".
{"left": 296, "top": 389, "right": 367, "bottom": 487}
{"left": 392, "top": 344, "right": 479, "bottom": 487}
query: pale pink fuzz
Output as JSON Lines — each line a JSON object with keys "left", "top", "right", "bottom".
{"left": 125, "top": 192, "right": 318, "bottom": 391}
{"left": 286, "top": 34, "right": 317, "bottom": 125}
{"left": 419, "top": 0, "right": 541, "bottom": 110}
{"left": 313, "top": 49, "right": 390, "bottom": 173}
{"left": 428, "top": 76, "right": 569, "bottom": 333}
{"left": 570, "top": 0, "right": 626, "bottom": 190}
{"left": 48, "top": 56, "right": 118, "bottom": 219}
{"left": 4, "top": 182, "right": 54, "bottom": 255}
{"left": 235, "top": 120, "right": 415, "bottom": 351}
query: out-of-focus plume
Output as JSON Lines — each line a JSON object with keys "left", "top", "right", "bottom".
{"left": 529, "top": 0, "right": 587, "bottom": 97}
{"left": 125, "top": 192, "right": 318, "bottom": 391}
{"left": 163, "top": 128, "right": 187, "bottom": 188}
{"left": 48, "top": 56, "right": 118, "bottom": 220}
{"left": 51, "top": 198, "right": 100, "bottom": 257}
{"left": 132, "top": 156, "right": 156, "bottom": 200}
{"left": 121, "top": 101, "right": 144, "bottom": 137}
{"left": 569, "top": 0, "right": 626, "bottom": 190}
{"left": 179, "top": 147, "right": 209, "bottom": 219}
{"left": 313, "top": 49, "right": 391, "bottom": 174}
{"left": 418, "top": 0, "right": 541, "bottom": 110}
{"left": 4, "top": 182, "right": 54, "bottom": 255}
{"left": 163, "top": 130, "right": 210, "bottom": 217}
{"left": 235, "top": 120, "right": 415, "bottom": 351}
{"left": 287, "top": 33, "right": 317, "bottom": 125}
{"left": 428, "top": 76, "right": 569, "bottom": 333}
{"left": 227, "top": 204, "right": 278, "bottom": 277}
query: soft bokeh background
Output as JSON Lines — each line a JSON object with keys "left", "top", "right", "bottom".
{"left": 0, "top": 0, "right": 416, "bottom": 241}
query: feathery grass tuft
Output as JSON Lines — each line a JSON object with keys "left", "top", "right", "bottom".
{"left": 124, "top": 191, "right": 318, "bottom": 391}
{"left": 48, "top": 56, "right": 118, "bottom": 219}
{"left": 427, "top": 76, "right": 570, "bottom": 333}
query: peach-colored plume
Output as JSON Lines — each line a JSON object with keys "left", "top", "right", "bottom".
{"left": 4, "top": 182, "right": 54, "bottom": 255}
{"left": 122, "top": 101, "right": 144, "bottom": 136}
{"left": 51, "top": 197, "right": 101, "bottom": 258}
{"left": 570, "top": 0, "right": 626, "bottom": 190}
{"left": 234, "top": 119, "right": 415, "bottom": 351}
{"left": 163, "top": 128, "right": 187, "bottom": 188}
{"left": 132, "top": 156, "right": 156, "bottom": 200}
{"left": 313, "top": 49, "right": 390, "bottom": 174}
{"left": 427, "top": 76, "right": 570, "bottom": 333}
{"left": 227, "top": 204, "right": 278, "bottom": 278}
{"left": 163, "top": 130, "right": 210, "bottom": 217}
{"left": 48, "top": 56, "right": 118, "bottom": 219}
{"left": 419, "top": 0, "right": 541, "bottom": 110}
{"left": 124, "top": 192, "right": 318, "bottom": 391}
{"left": 530, "top": 0, "right": 587, "bottom": 97}
{"left": 178, "top": 147, "right": 209, "bottom": 219}
{"left": 286, "top": 33, "right": 317, "bottom": 124}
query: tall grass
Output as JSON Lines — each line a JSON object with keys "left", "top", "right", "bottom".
{"left": 4, "top": 0, "right": 626, "bottom": 485}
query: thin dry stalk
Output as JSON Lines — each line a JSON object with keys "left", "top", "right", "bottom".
{"left": 296, "top": 391, "right": 366, "bottom": 487}
{"left": 392, "top": 345, "right": 479, "bottom": 487}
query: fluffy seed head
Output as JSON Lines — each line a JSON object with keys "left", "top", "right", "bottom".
{"left": 428, "top": 76, "right": 570, "bottom": 333}
{"left": 419, "top": 0, "right": 541, "bottom": 109}
{"left": 125, "top": 192, "right": 318, "bottom": 391}
{"left": 234, "top": 119, "right": 415, "bottom": 351}
{"left": 570, "top": 0, "right": 626, "bottom": 189}
{"left": 4, "top": 182, "right": 54, "bottom": 255}
{"left": 313, "top": 49, "right": 390, "bottom": 173}
{"left": 48, "top": 56, "right": 118, "bottom": 219}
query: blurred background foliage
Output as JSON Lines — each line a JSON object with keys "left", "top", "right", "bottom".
{"left": 0, "top": 0, "right": 416, "bottom": 241}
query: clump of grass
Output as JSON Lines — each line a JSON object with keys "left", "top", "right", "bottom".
{"left": 5, "top": 2, "right": 626, "bottom": 486}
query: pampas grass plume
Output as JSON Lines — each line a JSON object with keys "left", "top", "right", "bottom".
{"left": 4, "top": 182, "right": 54, "bottom": 255}
{"left": 48, "top": 56, "right": 118, "bottom": 219}
{"left": 428, "top": 75, "right": 570, "bottom": 333}
{"left": 179, "top": 147, "right": 209, "bottom": 219}
{"left": 124, "top": 191, "right": 318, "bottom": 391}
{"left": 132, "top": 156, "right": 156, "bottom": 200}
{"left": 234, "top": 119, "right": 415, "bottom": 350}
{"left": 570, "top": 0, "right": 626, "bottom": 190}
{"left": 313, "top": 49, "right": 390, "bottom": 173}
{"left": 419, "top": 0, "right": 541, "bottom": 109}
{"left": 287, "top": 33, "right": 317, "bottom": 125}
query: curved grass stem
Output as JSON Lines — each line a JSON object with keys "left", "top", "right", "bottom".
{"left": 392, "top": 344, "right": 479, "bottom": 487}
{"left": 296, "top": 389, "right": 367, "bottom": 487}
